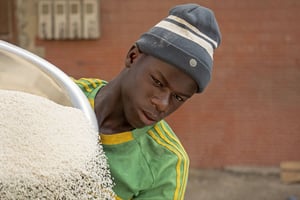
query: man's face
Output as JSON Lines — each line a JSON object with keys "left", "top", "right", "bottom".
{"left": 122, "top": 50, "right": 198, "bottom": 128}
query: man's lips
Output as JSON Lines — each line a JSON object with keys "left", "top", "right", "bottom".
{"left": 140, "top": 110, "right": 159, "bottom": 125}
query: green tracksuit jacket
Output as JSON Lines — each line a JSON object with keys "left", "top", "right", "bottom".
{"left": 74, "top": 78, "right": 189, "bottom": 200}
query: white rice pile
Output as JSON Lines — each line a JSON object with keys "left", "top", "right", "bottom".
{"left": 0, "top": 89, "right": 115, "bottom": 199}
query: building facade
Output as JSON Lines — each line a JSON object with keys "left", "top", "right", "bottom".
{"left": 1, "top": 0, "right": 300, "bottom": 168}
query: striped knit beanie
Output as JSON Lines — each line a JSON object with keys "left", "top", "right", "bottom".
{"left": 136, "top": 4, "right": 221, "bottom": 93}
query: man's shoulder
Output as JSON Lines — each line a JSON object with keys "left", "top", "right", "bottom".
{"left": 73, "top": 78, "right": 107, "bottom": 91}
{"left": 134, "top": 120, "right": 190, "bottom": 187}
{"left": 134, "top": 120, "right": 188, "bottom": 158}
{"left": 136, "top": 120, "right": 179, "bottom": 142}
{"left": 72, "top": 78, "right": 107, "bottom": 99}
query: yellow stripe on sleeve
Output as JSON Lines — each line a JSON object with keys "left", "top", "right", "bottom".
{"left": 74, "top": 79, "right": 92, "bottom": 92}
{"left": 158, "top": 122, "right": 189, "bottom": 200}
{"left": 148, "top": 129, "right": 186, "bottom": 200}
{"left": 81, "top": 78, "right": 103, "bottom": 88}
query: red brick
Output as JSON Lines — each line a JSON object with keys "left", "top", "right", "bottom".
{"left": 36, "top": 0, "right": 300, "bottom": 168}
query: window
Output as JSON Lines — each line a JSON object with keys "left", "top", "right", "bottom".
{"left": 37, "top": 0, "right": 100, "bottom": 40}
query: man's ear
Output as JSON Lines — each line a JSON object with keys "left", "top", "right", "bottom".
{"left": 125, "top": 44, "right": 142, "bottom": 68}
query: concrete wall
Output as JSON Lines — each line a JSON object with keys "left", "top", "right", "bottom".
{"left": 13, "top": 0, "right": 300, "bottom": 168}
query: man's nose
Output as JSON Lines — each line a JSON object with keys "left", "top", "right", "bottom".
{"left": 151, "top": 91, "right": 170, "bottom": 113}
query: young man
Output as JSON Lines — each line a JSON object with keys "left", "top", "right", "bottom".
{"left": 75, "top": 3, "right": 221, "bottom": 200}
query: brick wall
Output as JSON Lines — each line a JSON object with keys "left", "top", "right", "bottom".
{"left": 36, "top": 0, "right": 300, "bottom": 168}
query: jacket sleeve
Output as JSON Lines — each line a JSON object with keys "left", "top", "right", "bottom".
{"left": 133, "top": 122, "right": 190, "bottom": 200}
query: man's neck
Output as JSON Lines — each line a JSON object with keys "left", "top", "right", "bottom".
{"left": 94, "top": 78, "right": 134, "bottom": 134}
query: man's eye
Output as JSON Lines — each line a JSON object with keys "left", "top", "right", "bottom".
{"left": 151, "top": 76, "right": 163, "bottom": 87}
{"left": 173, "top": 93, "right": 184, "bottom": 102}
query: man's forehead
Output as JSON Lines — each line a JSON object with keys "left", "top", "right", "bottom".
{"left": 147, "top": 57, "right": 198, "bottom": 95}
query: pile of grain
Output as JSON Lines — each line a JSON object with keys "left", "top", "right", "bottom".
{"left": 0, "top": 89, "right": 114, "bottom": 199}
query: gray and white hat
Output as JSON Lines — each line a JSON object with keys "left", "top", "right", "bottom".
{"left": 136, "top": 4, "right": 221, "bottom": 93}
